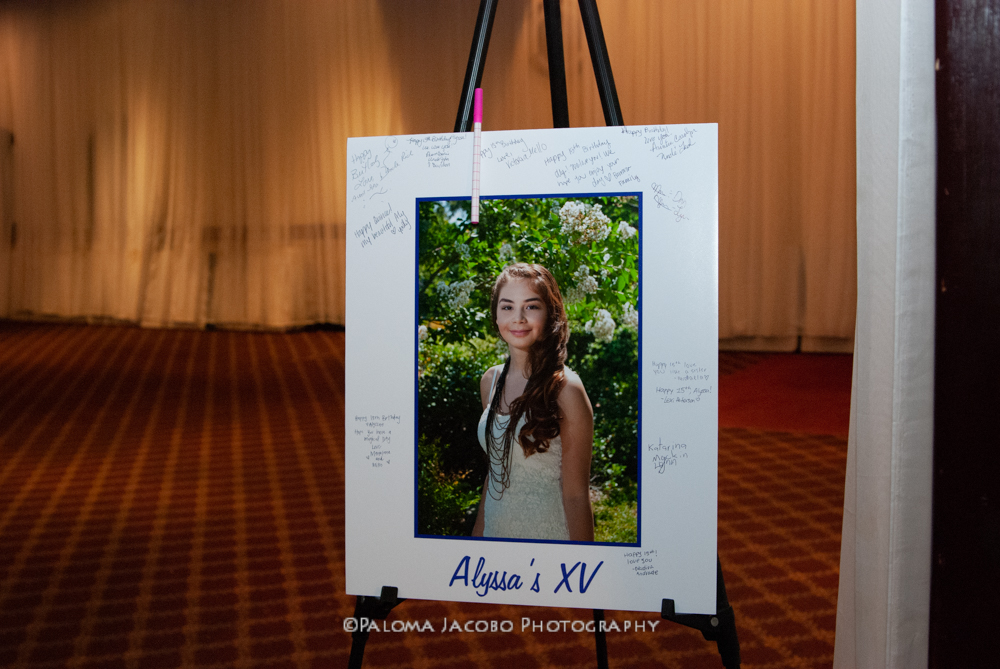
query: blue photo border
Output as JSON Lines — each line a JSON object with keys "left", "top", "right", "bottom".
{"left": 413, "top": 192, "right": 642, "bottom": 548}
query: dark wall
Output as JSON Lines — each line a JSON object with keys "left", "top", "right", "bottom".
{"left": 931, "top": 1, "right": 1000, "bottom": 665}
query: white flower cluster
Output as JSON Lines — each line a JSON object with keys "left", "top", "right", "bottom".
{"left": 617, "top": 221, "right": 638, "bottom": 239}
{"left": 572, "top": 264, "right": 599, "bottom": 295}
{"left": 417, "top": 324, "right": 429, "bottom": 352}
{"left": 621, "top": 302, "right": 638, "bottom": 328}
{"left": 493, "top": 337, "right": 509, "bottom": 360}
{"left": 558, "top": 201, "right": 611, "bottom": 244}
{"left": 455, "top": 242, "right": 471, "bottom": 260}
{"left": 585, "top": 309, "right": 616, "bottom": 343}
{"left": 556, "top": 200, "right": 586, "bottom": 221}
{"left": 436, "top": 279, "right": 476, "bottom": 310}
{"left": 499, "top": 242, "right": 515, "bottom": 262}
{"left": 563, "top": 285, "right": 585, "bottom": 305}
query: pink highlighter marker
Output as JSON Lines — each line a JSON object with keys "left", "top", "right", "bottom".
{"left": 471, "top": 88, "right": 483, "bottom": 224}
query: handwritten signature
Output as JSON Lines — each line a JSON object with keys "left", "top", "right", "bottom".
{"left": 651, "top": 183, "right": 689, "bottom": 222}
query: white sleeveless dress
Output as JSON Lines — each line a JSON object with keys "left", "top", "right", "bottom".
{"left": 477, "top": 370, "right": 570, "bottom": 541}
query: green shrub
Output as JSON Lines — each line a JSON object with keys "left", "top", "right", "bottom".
{"left": 417, "top": 436, "right": 482, "bottom": 536}
{"left": 417, "top": 336, "right": 500, "bottom": 476}
{"left": 568, "top": 328, "right": 639, "bottom": 491}
{"left": 593, "top": 482, "right": 639, "bottom": 544}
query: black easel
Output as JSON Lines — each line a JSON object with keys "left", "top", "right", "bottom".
{"left": 347, "top": 586, "right": 403, "bottom": 669}
{"left": 349, "top": 1, "right": 740, "bottom": 666}
{"left": 454, "top": 0, "right": 622, "bottom": 132}
{"left": 661, "top": 558, "right": 741, "bottom": 668}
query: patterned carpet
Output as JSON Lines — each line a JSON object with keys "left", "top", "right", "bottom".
{"left": 0, "top": 322, "right": 848, "bottom": 668}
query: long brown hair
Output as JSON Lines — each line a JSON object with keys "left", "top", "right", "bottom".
{"left": 484, "top": 264, "right": 569, "bottom": 495}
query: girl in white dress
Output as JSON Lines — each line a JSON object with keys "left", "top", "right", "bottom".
{"left": 472, "top": 263, "right": 595, "bottom": 542}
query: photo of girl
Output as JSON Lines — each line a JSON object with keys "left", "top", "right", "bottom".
{"left": 416, "top": 196, "right": 640, "bottom": 545}
{"left": 473, "top": 264, "right": 594, "bottom": 541}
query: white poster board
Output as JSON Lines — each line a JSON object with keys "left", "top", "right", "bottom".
{"left": 345, "top": 124, "right": 718, "bottom": 614}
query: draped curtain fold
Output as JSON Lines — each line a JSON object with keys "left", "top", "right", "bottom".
{"left": 0, "top": 0, "right": 854, "bottom": 341}
{"left": 834, "top": 0, "right": 934, "bottom": 664}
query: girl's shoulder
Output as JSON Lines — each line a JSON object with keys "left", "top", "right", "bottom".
{"left": 480, "top": 364, "right": 504, "bottom": 394}
{"left": 558, "top": 368, "right": 591, "bottom": 413}
{"left": 481, "top": 364, "right": 505, "bottom": 384}
{"left": 561, "top": 367, "right": 585, "bottom": 390}
{"left": 480, "top": 364, "right": 502, "bottom": 408}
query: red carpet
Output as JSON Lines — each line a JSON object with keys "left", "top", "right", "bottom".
{"left": 719, "top": 354, "right": 853, "bottom": 437}
{"left": 0, "top": 322, "right": 850, "bottom": 668}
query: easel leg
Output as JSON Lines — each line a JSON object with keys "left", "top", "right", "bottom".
{"left": 542, "top": 0, "right": 570, "bottom": 128}
{"left": 576, "top": 0, "right": 623, "bottom": 125}
{"left": 661, "top": 558, "right": 741, "bottom": 668}
{"left": 348, "top": 596, "right": 371, "bottom": 669}
{"left": 455, "top": 0, "right": 500, "bottom": 132}
{"left": 593, "top": 609, "right": 609, "bottom": 669}
{"left": 346, "top": 587, "right": 405, "bottom": 669}
{"left": 713, "top": 557, "right": 741, "bottom": 669}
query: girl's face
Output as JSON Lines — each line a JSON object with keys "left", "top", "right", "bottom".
{"left": 496, "top": 278, "right": 548, "bottom": 353}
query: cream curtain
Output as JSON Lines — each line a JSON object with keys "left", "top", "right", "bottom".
{"left": 0, "top": 0, "right": 855, "bottom": 339}
{"left": 0, "top": 0, "right": 400, "bottom": 327}
{"left": 834, "top": 0, "right": 934, "bottom": 665}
